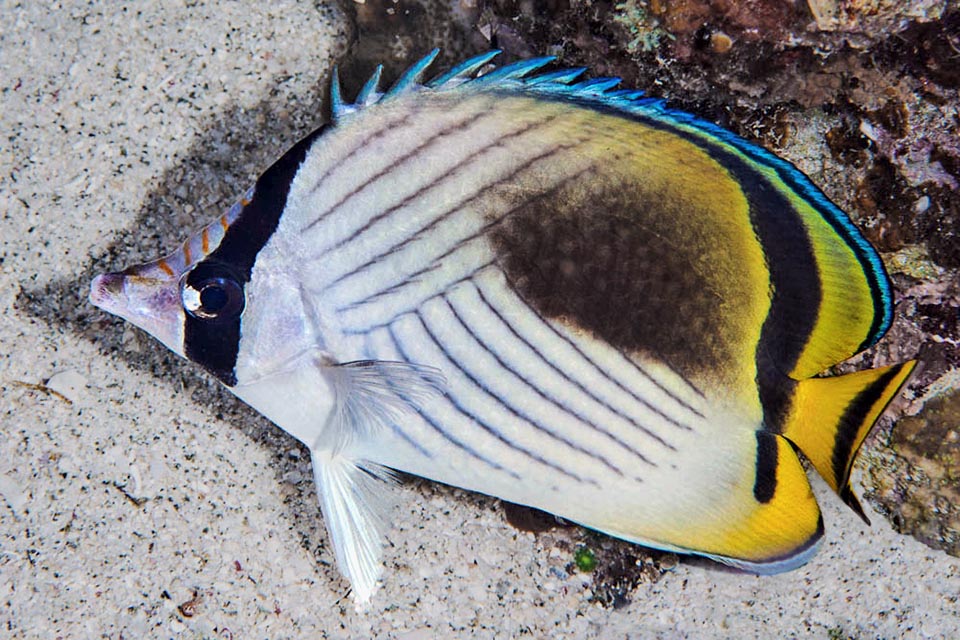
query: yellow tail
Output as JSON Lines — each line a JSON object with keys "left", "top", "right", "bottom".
{"left": 782, "top": 361, "right": 916, "bottom": 521}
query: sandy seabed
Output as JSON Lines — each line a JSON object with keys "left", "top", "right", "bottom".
{"left": 1, "top": 2, "right": 958, "bottom": 638}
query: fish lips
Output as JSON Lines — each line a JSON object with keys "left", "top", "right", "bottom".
{"left": 90, "top": 271, "right": 185, "bottom": 356}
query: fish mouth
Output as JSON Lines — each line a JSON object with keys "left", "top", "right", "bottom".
{"left": 89, "top": 272, "right": 124, "bottom": 311}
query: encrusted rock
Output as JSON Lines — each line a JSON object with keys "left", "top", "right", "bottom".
{"left": 865, "top": 386, "right": 960, "bottom": 556}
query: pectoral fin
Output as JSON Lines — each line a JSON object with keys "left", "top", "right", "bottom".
{"left": 319, "top": 359, "right": 446, "bottom": 452}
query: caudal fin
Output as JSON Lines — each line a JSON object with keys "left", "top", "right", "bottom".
{"left": 782, "top": 361, "right": 916, "bottom": 521}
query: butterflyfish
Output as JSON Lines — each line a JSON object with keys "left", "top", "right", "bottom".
{"left": 89, "top": 51, "right": 917, "bottom": 603}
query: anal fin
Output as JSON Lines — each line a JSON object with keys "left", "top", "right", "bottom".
{"left": 701, "top": 432, "right": 824, "bottom": 574}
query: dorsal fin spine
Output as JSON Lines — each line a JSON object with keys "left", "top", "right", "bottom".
{"left": 382, "top": 48, "right": 440, "bottom": 100}
{"left": 468, "top": 56, "right": 556, "bottom": 85}
{"left": 570, "top": 77, "right": 622, "bottom": 93}
{"left": 355, "top": 64, "right": 383, "bottom": 105}
{"left": 426, "top": 50, "right": 501, "bottom": 88}
{"left": 330, "top": 66, "right": 346, "bottom": 121}
{"left": 525, "top": 67, "right": 587, "bottom": 86}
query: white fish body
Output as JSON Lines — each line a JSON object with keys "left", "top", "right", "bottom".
{"left": 90, "top": 51, "right": 915, "bottom": 604}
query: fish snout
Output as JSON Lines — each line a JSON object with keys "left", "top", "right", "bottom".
{"left": 89, "top": 270, "right": 186, "bottom": 356}
{"left": 89, "top": 272, "right": 125, "bottom": 311}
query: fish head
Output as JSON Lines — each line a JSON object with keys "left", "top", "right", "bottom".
{"left": 89, "top": 127, "right": 323, "bottom": 394}
{"left": 89, "top": 194, "right": 248, "bottom": 378}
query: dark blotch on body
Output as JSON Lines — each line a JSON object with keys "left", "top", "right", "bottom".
{"left": 488, "top": 175, "right": 731, "bottom": 381}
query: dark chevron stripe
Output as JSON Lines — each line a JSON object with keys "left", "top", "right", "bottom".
{"left": 470, "top": 281, "right": 689, "bottom": 450}
{"left": 332, "top": 161, "right": 595, "bottom": 315}
{"left": 325, "top": 114, "right": 565, "bottom": 254}
{"left": 368, "top": 328, "right": 520, "bottom": 477}
{"left": 496, "top": 275, "right": 706, "bottom": 423}
{"left": 443, "top": 291, "right": 660, "bottom": 468}
{"left": 184, "top": 126, "right": 325, "bottom": 386}
{"left": 416, "top": 306, "right": 623, "bottom": 479}
{"left": 388, "top": 422, "right": 434, "bottom": 459}
{"left": 397, "top": 314, "right": 599, "bottom": 486}
{"left": 301, "top": 108, "right": 492, "bottom": 233}
{"left": 325, "top": 144, "right": 592, "bottom": 296}
{"left": 303, "top": 111, "right": 417, "bottom": 200}
{"left": 339, "top": 260, "right": 497, "bottom": 326}
{"left": 382, "top": 325, "right": 534, "bottom": 482}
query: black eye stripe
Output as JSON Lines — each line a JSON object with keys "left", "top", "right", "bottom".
{"left": 182, "top": 125, "right": 325, "bottom": 386}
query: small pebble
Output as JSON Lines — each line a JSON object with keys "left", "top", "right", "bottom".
{"left": 45, "top": 369, "right": 87, "bottom": 403}
{"left": 711, "top": 32, "right": 733, "bottom": 54}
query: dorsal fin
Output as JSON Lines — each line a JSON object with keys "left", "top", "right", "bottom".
{"left": 328, "top": 50, "right": 667, "bottom": 124}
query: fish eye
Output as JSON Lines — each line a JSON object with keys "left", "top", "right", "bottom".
{"left": 181, "top": 274, "right": 245, "bottom": 321}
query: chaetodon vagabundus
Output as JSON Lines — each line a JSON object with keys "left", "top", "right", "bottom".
{"left": 89, "top": 50, "right": 917, "bottom": 604}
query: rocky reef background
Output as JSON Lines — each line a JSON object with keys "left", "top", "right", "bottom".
{"left": 335, "top": 0, "right": 960, "bottom": 600}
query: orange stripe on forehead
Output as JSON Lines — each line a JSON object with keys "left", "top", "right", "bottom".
{"left": 220, "top": 214, "right": 230, "bottom": 231}
{"left": 183, "top": 240, "right": 192, "bottom": 265}
{"left": 201, "top": 228, "right": 210, "bottom": 254}
{"left": 157, "top": 259, "right": 176, "bottom": 277}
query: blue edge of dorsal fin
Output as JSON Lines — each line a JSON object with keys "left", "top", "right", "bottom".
{"left": 328, "top": 49, "right": 892, "bottom": 339}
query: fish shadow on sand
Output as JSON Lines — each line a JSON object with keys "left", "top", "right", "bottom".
{"left": 14, "top": 76, "right": 352, "bottom": 581}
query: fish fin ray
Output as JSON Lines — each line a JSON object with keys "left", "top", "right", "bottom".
{"left": 320, "top": 359, "right": 446, "bottom": 452}
{"left": 355, "top": 64, "right": 384, "bottom": 105}
{"left": 426, "top": 50, "right": 502, "bottom": 88}
{"left": 312, "top": 453, "right": 398, "bottom": 607}
{"left": 523, "top": 67, "right": 587, "bottom": 86}
{"left": 330, "top": 66, "right": 349, "bottom": 121}
{"left": 468, "top": 55, "right": 556, "bottom": 85}
{"left": 382, "top": 48, "right": 440, "bottom": 100}
{"left": 569, "top": 77, "right": 623, "bottom": 93}
{"left": 782, "top": 360, "right": 916, "bottom": 515}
